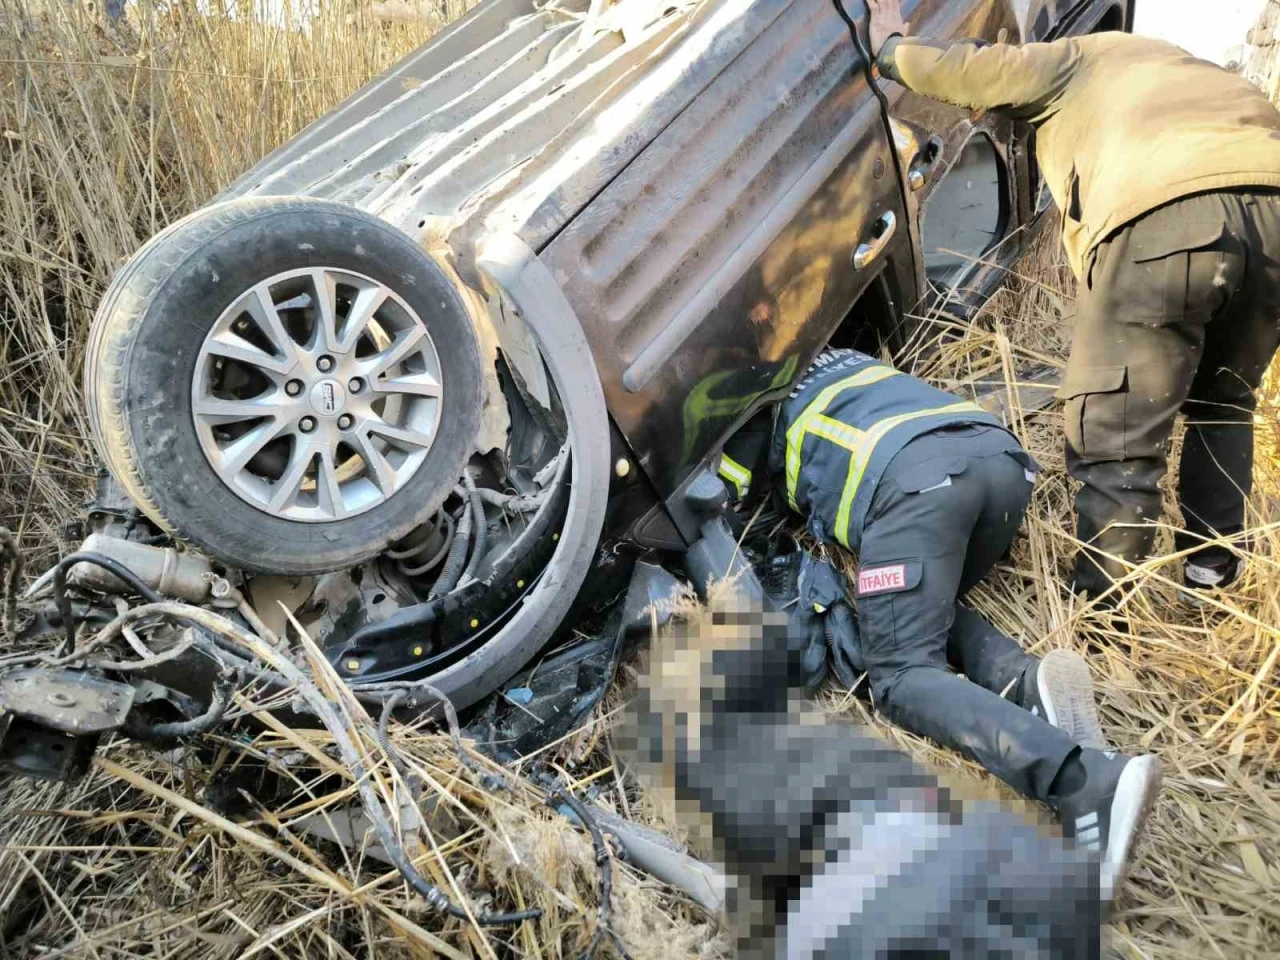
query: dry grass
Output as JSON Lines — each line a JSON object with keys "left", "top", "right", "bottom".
{"left": 847, "top": 228, "right": 1280, "bottom": 958}
{"left": 0, "top": 0, "right": 448, "bottom": 570}
{"left": 0, "top": 2, "right": 1278, "bottom": 957}
{"left": 0, "top": 696, "right": 722, "bottom": 958}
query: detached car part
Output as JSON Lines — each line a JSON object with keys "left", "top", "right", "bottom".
{"left": 0, "top": 669, "right": 134, "bottom": 781}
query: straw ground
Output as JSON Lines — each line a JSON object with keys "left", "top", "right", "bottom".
{"left": 830, "top": 232, "right": 1280, "bottom": 958}
{"left": 1, "top": 2, "right": 1277, "bottom": 956}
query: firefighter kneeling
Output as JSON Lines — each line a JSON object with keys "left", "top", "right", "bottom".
{"left": 762, "top": 349, "right": 1162, "bottom": 903}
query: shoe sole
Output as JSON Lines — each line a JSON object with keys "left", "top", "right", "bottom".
{"left": 1178, "top": 586, "right": 1229, "bottom": 611}
{"left": 1101, "top": 754, "right": 1163, "bottom": 903}
{"left": 1038, "top": 650, "right": 1107, "bottom": 750}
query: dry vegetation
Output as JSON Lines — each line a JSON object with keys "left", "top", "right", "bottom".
{"left": 1, "top": 1, "right": 1278, "bottom": 957}
{"left": 0, "top": 0, "right": 451, "bottom": 568}
{"left": 868, "top": 233, "right": 1280, "bottom": 958}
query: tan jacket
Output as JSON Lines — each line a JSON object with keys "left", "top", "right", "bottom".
{"left": 879, "top": 32, "right": 1280, "bottom": 277}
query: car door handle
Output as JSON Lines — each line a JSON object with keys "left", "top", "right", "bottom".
{"left": 853, "top": 211, "right": 897, "bottom": 270}
{"left": 908, "top": 135, "right": 945, "bottom": 191}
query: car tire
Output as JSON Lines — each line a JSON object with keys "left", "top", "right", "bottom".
{"left": 85, "top": 196, "right": 483, "bottom": 575}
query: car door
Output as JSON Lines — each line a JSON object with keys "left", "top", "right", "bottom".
{"left": 541, "top": 0, "right": 912, "bottom": 506}
{"left": 875, "top": 0, "right": 1078, "bottom": 307}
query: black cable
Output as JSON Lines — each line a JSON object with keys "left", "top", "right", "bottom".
{"left": 51, "top": 551, "right": 164, "bottom": 654}
{"left": 830, "top": 0, "right": 915, "bottom": 237}
{"left": 429, "top": 486, "right": 473, "bottom": 600}
{"left": 97, "top": 601, "right": 541, "bottom": 928}
{"left": 548, "top": 787, "right": 626, "bottom": 960}
{"left": 357, "top": 678, "right": 474, "bottom": 772}
{"left": 438, "top": 889, "right": 542, "bottom": 925}
{"left": 367, "top": 687, "right": 540, "bottom": 925}
{"left": 123, "top": 669, "right": 238, "bottom": 740}
{"left": 475, "top": 487, "right": 548, "bottom": 512}
{"left": 367, "top": 679, "right": 632, "bottom": 939}
{"left": 376, "top": 689, "right": 411, "bottom": 777}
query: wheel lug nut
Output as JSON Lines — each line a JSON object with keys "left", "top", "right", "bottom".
{"left": 317, "top": 355, "right": 334, "bottom": 373}
{"left": 348, "top": 377, "right": 364, "bottom": 394}
{"left": 337, "top": 414, "right": 354, "bottom": 430}
{"left": 285, "top": 379, "right": 303, "bottom": 396}
{"left": 299, "top": 416, "right": 316, "bottom": 433}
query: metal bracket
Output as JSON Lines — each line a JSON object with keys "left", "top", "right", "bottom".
{"left": 0, "top": 669, "right": 135, "bottom": 781}
{"left": 0, "top": 669, "right": 135, "bottom": 734}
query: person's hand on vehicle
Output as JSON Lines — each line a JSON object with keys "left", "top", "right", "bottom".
{"left": 868, "top": 0, "right": 909, "bottom": 56}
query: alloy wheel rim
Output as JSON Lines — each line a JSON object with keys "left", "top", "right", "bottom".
{"left": 192, "top": 267, "right": 443, "bottom": 522}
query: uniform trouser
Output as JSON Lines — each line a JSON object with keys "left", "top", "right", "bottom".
{"left": 857, "top": 430, "right": 1078, "bottom": 802}
{"left": 1064, "top": 190, "right": 1280, "bottom": 595}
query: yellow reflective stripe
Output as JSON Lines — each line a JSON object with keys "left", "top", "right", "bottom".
{"left": 807, "top": 415, "right": 863, "bottom": 451}
{"left": 785, "top": 366, "right": 902, "bottom": 507}
{"left": 833, "top": 401, "right": 985, "bottom": 547}
{"left": 718, "top": 454, "right": 752, "bottom": 498}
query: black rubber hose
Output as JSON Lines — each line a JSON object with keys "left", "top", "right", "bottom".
{"left": 474, "top": 487, "right": 549, "bottom": 512}
{"left": 124, "top": 669, "right": 237, "bottom": 741}
{"left": 460, "top": 473, "right": 487, "bottom": 585}
{"left": 376, "top": 689, "right": 411, "bottom": 777}
{"left": 439, "top": 887, "right": 541, "bottom": 925}
{"left": 356, "top": 678, "right": 473, "bottom": 772}
{"left": 429, "top": 487, "right": 472, "bottom": 600}
{"left": 52, "top": 551, "right": 164, "bottom": 654}
{"left": 367, "top": 688, "right": 541, "bottom": 925}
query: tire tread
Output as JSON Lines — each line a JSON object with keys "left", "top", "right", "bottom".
{"left": 85, "top": 196, "right": 481, "bottom": 573}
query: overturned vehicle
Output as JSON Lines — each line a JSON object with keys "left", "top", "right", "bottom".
{"left": 1, "top": 0, "right": 1128, "bottom": 937}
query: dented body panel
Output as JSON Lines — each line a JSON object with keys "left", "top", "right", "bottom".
{"left": 225, "top": 0, "right": 1128, "bottom": 514}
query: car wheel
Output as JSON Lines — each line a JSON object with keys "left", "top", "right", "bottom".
{"left": 85, "top": 196, "right": 483, "bottom": 574}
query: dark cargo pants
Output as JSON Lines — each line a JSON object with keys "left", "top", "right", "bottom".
{"left": 857, "top": 425, "right": 1078, "bottom": 802}
{"left": 1063, "top": 191, "right": 1280, "bottom": 595}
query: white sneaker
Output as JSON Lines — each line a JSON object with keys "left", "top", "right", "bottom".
{"left": 1059, "top": 751, "right": 1163, "bottom": 903}
{"left": 1025, "top": 649, "right": 1107, "bottom": 750}
{"left": 1180, "top": 558, "right": 1241, "bottom": 608}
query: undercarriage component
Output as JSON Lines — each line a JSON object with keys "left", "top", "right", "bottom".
{"left": 684, "top": 513, "right": 769, "bottom": 606}
{"left": 69, "top": 533, "right": 214, "bottom": 603}
{"left": 395, "top": 232, "right": 610, "bottom": 710}
{"left": 328, "top": 454, "right": 572, "bottom": 683}
{"left": 0, "top": 669, "right": 135, "bottom": 781}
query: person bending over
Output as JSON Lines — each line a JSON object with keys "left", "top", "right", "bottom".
{"left": 762, "top": 348, "right": 1161, "bottom": 901}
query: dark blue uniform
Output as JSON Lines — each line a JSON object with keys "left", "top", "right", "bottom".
{"left": 771, "top": 350, "right": 1079, "bottom": 802}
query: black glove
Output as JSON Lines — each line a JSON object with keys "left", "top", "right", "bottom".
{"left": 793, "top": 553, "right": 864, "bottom": 691}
